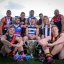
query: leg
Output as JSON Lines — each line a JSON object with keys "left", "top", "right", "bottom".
{"left": 16, "top": 37, "right": 24, "bottom": 54}
{"left": 0, "top": 45, "right": 6, "bottom": 56}
{"left": 16, "top": 37, "right": 24, "bottom": 51}
{"left": 39, "top": 39, "right": 55, "bottom": 63}
{"left": 4, "top": 45, "right": 11, "bottom": 54}
{"left": 39, "top": 39, "right": 50, "bottom": 54}
{"left": 51, "top": 44, "right": 63, "bottom": 56}
{"left": 36, "top": 36, "right": 41, "bottom": 40}
{"left": 23, "top": 36, "right": 30, "bottom": 45}
{"left": 59, "top": 47, "right": 64, "bottom": 59}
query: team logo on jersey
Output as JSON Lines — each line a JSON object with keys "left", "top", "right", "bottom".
{"left": 18, "top": 27, "right": 21, "bottom": 29}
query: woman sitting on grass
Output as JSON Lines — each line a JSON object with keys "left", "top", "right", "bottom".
{"left": 39, "top": 25, "right": 64, "bottom": 64}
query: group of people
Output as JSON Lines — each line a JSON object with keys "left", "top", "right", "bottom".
{"left": 0, "top": 9, "right": 64, "bottom": 64}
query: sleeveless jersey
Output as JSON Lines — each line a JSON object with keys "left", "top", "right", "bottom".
{"left": 28, "top": 25, "right": 37, "bottom": 36}
{"left": 12, "top": 24, "right": 22, "bottom": 37}
{"left": 42, "top": 24, "right": 51, "bottom": 38}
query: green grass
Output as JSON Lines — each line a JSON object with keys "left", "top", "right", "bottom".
{"left": 0, "top": 42, "right": 64, "bottom": 64}
{"left": 0, "top": 56, "right": 64, "bottom": 64}
{"left": 0, "top": 56, "right": 42, "bottom": 64}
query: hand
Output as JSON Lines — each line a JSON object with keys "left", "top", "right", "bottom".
{"left": 30, "top": 35, "right": 35, "bottom": 39}
{"left": 47, "top": 43, "right": 53, "bottom": 47}
{"left": 10, "top": 43, "right": 13, "bottom": 46}
{"left": 21, "top": 22, "right": 24, "bottom": 25}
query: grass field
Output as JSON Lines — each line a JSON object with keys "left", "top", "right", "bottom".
{"left": 0, "top": 42, "right": 64, "bottom": 64}
{"left": 0, "top": 56, "right": 64, "bottom": 64}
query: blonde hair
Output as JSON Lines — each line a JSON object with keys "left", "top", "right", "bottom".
{"left": 13, "top": 17, "right": 19, "bottom": 23}
{"left": 43, "top": 16, "right": 50, "bottom": 25}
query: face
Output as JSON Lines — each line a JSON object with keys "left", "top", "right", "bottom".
{"left": 31, "top": 19, "right": 36, "bottom": 25}
{"left": 39, "top": 14, "right": 43, "bottom": 19}
{"left": 21, "top": 13, "right": 25, "bottom": 19}
{"left": 51, "top": 26, "right": 59, "bottom": 35}
{"left": 30, "top": 11, "right": 34, "bottom": 17}
{"left": 15, "top": 18, "right": 20, "bottom": 24}
{"left": 54, "top": 10, "right": 59, "bottom": 16}
{"left": 8, "top": 27, "right": 15, "bottom": 35}
{"left": 43, "top": 17, "right": 49, "bottom": 24}
{"left": 6, "top": 11, "right": 11, "bottom": 17}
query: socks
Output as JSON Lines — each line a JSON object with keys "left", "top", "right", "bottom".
{"left": 46, "top": 53, "right": 53, "bottom": 62}
{"left": 46, "top": 53, "right": 52, "bottom": 57}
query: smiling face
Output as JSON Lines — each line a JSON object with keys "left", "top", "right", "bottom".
{"left": 43, "top": 16, "right": 49, "bottom": 24}
{"left": 20, "top": 12, "right": 25, "bottom": 19}
{"left": 15, "top": 18, "right": 20, "bottom": 24}
{"left": 13, "top": 18, "right": 20, "bottom": 24}
{"left": 51, "top": 25, "right": 59, "bottom": 36}
{"left": 29, "top": 10, "right": 34, "bottom": 17}
{"left": 8, "top": 26, "right": 15, "bottom": 35}
{"left": 6, "top": 10, "right": 11, "bottom": 17}
{"left": 31, "top": 19, "right": 36, "bottom": 25}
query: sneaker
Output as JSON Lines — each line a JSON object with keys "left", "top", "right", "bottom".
{"left": 47, "top": 57, "right": 56, "bottom": 64}
{"left": 24, "top": 55, "right": 32, "bottom": 60}
{"left": 13, "top": 52, "right": 24, "bottom": 61}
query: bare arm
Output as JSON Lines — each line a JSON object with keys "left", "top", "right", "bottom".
{"left": 25, "top": 19, "right": 28, "bottom": 25}
{"left": 48, "top": 33, "right": 64, "bottom": 47}
{"left": 26, "top": 26, "right": 28, "bottom": 36}
{"left": 0, "top": 21, "right": 3, "bottom": 35}
{"left": 36, "top": 25, "right": 39, "bottom": 36}
{"left": 12, "top": 43, "right": 22, "bottom": 47}
{"left": 51, "top": 33, "right": 64, "bottom": 46}
{"left": 1, "top": 35, "right": 11, "bottom": 46}
{"left": 12, "top": 37, "right": 23, "bottom": 47}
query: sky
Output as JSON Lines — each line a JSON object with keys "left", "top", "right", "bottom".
{"left": 0, "top": 0, "right": 64, "bottom": 19}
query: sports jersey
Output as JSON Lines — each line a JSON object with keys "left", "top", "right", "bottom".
{"left": 27, "top": 17, "right": 36, "bottom": 25}
{"left": 28, "top": 25, "right": 37, "bottom": 36}
{"left": 42, "top": 24, "right": 51, "bottom": 38}
{"left": 12, "top": 24, "right": 22, "bottom": 37}
{"left": 52, "top": 14, "right": 62, "bottom": 32}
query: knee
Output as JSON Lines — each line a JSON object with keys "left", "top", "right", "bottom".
{"left": 39, "top": 39, "right": 48, "bottom": 46}
{"left": 16, "top": 37, "right": 23, "bottom": 43}
{"left": 59, "top": 49, "right": 64, "bottom": 59}
{"left": 36, "top": 36, "right": 40, "bottom": 40}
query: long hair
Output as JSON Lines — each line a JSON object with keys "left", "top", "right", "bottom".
{"left": 51, "top": 25, "right": 60, "bottom": 42}
{"left": 43, "top": 16, "right": 50, "bottom": 25}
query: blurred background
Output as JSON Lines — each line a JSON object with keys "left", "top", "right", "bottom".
{"left": 0, "top": 0, "right": 64, "bottom": 19}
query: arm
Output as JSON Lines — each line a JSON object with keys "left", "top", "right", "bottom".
{"left": 0, "top": 21, "right": 3, "bottom": 35}
{"left": 1, "top": 35, "right": 11, "bottom": 46}
{"left": 61, "top": 16, "right": 64, "bottom": 32}
{"left": 52, "top": 33, "right": 64, "bottom": 46}
{"left": 12, "top": 43, "right": 22, "bottom": 47}
{"left": 25, "top": 18, "right": 28, "bottom": 25}
{"left": 48, "top": 33, "right": 64, "bottom": 47}
{"left": 50, "top": 19, "right": 54, "bottom": 25}
{"left": 12, "top": 37, "right": 23, "bottom": 47}
{"left": 36, "top": 25, "right": 39, "bottom": 36}
{"left": 21, "top": 24, "right": 28, "bottom": 28}
{"left": 26, "top": 26, "right": 28, "bottom": 36}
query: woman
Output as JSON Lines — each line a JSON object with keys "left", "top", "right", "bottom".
{"left": 40, "top": 16, "right": 51, "bottom": 38}
{"left": 39, "top": 25, "right": 64, "bottom": 63}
